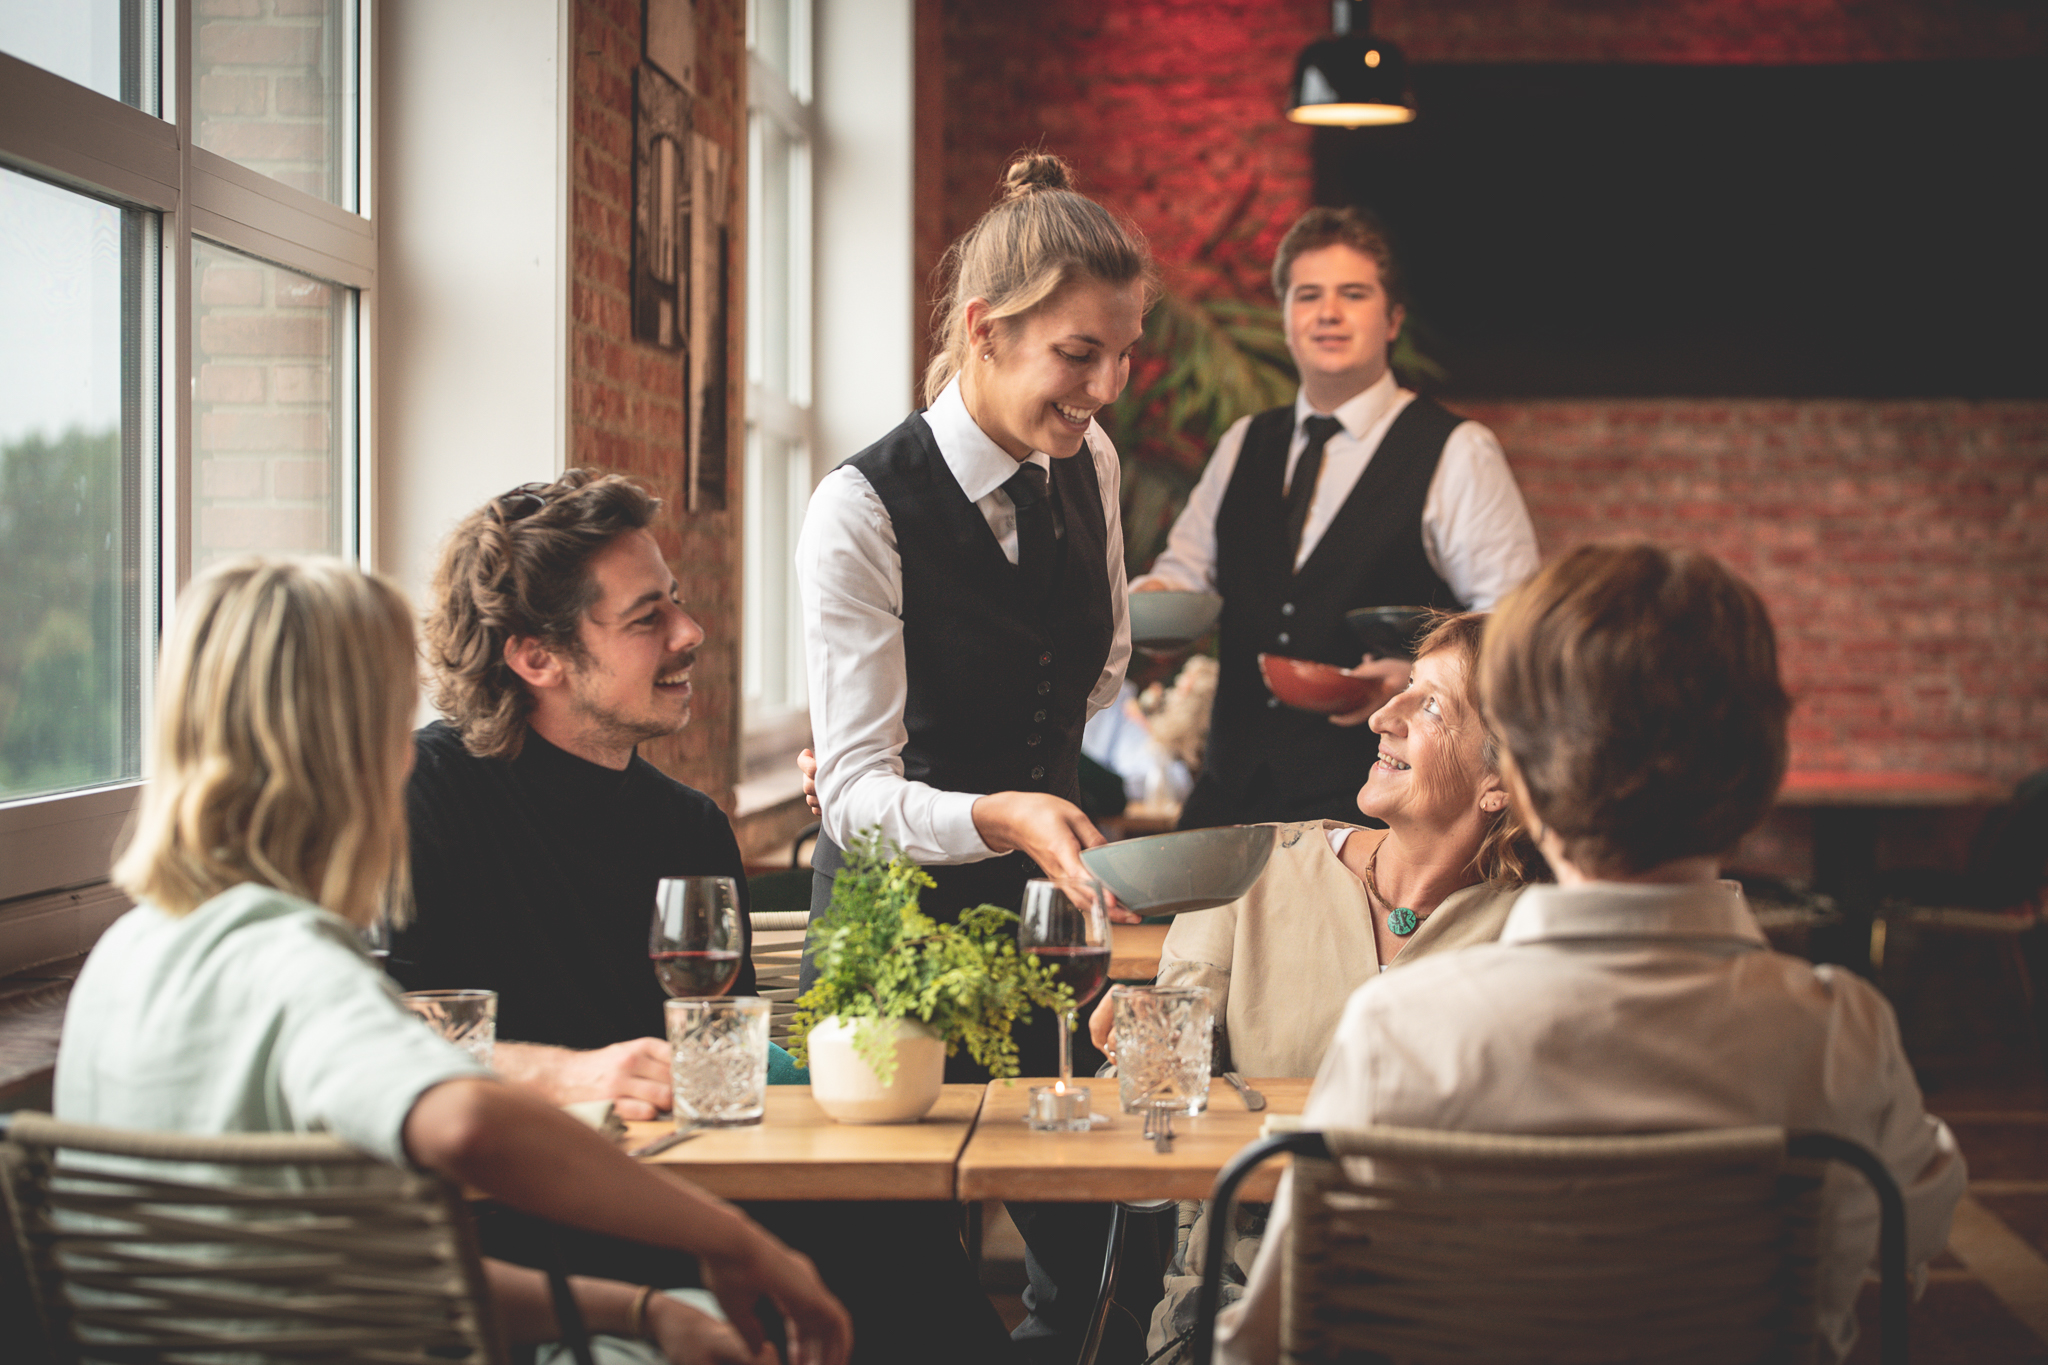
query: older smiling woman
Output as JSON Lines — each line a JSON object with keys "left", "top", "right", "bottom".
{"left": 1090, "top": 612, "right": 1541, "bottom": 1362}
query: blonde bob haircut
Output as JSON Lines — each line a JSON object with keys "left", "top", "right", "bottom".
{"left": 923, "top": 151, "right": 1158, "bottom": 405}
{"left": 112, "top": 557, "right": 419, "bottom": 930}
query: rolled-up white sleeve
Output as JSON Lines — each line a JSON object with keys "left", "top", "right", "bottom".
{"left": 1420, "top": 421, "right": 1540, "bottom": 609}
{"left": 797, "top": 465, "right": 995, "bottom": 865}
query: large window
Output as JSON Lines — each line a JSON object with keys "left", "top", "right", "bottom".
{"left": 0, "top": 2, "right": 371, "bottom": 932}
{"left": 741, "top": 0, "right": 814, "bottom": 789}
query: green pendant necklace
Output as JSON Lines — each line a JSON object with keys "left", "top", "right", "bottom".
{"left": 1364, "top": 843, "right": 1420, "bottom": 936}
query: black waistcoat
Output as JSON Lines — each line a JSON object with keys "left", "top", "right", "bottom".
{"left": 826, "top": 411, "right": 1114, "bottom": 906}
{"left": 1197, "top": 396, "right": 1464, "bottom": 823}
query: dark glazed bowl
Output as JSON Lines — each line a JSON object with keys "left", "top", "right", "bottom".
{"left": 1258, "top": 653, "right": 1381, "bottom": 715}
{"left": 1343, "top": 605, "right": 1434, "bottom": 661}
{"left": 1081, "top": 825, "right": 1275, "bottom": 917}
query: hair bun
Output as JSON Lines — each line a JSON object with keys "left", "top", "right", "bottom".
{"left": 1000, "top": 152, "right": 1075, "bottom": 201}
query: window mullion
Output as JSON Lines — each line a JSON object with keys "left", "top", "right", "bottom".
{"left": 0, "top": 51, "right": 181, "bottom": 213}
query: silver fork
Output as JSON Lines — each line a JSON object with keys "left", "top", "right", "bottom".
{"left": 1222, "top": 1071, "right": 1267, "bottom": 1112}
{"left": 1142, "top": 1100, "right": 1177, "bottom": 1153}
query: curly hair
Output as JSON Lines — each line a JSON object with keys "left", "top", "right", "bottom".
{"left": 421, "top": 470, "right": 660, "bottom": 759}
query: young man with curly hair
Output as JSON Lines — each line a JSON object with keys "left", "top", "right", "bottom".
{"left": 392, "top": 469, "right": 755, "bottom": 1122}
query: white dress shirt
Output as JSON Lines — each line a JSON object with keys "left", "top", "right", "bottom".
{"left": 797, "top": 376, "right": 1131, "bottom": 865}
{"left": 1216, "top": 879, "right": 1967, "bottom": 1365}
{"left": 1136, "top": 370, "right": 1539, "bottom": 609}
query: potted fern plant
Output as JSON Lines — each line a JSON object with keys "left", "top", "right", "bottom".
{"left": 789, "top": 831, "right": 1073, "bottom": 1123}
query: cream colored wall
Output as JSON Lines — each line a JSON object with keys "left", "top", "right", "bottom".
{"left": 373, "top": 0, "right": 569, "bottom": 604}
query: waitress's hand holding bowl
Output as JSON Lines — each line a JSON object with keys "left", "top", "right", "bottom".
{"left": 971, "top": 791, "right": 1143, "bottom": 923}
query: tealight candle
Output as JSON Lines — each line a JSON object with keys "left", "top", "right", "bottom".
{"left": 1025, "top": 1083, "right": 1092, "bottom": 1131}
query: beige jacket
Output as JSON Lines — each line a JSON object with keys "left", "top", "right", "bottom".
{"left": 1155, "top": 819, "right": 1520, "bottom": 1078}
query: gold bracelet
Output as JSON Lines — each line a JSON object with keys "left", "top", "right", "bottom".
{"left": 627, "top": 1284, "right": 656, "bottom": 1342}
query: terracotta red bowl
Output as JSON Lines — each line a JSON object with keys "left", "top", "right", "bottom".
{"left": 1258, "top": 653, "right": 1380, "bottom": 715}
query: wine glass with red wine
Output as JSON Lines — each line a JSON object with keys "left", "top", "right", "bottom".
{"left": 649, "top": 877, "right": 744, "bottom": 999}
{"left": 1018, "top": 877, "right": 1113, "bottom": 1091}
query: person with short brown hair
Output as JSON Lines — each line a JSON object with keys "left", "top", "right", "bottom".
{"left": 1217, "top": 542, "right": 1965, "bottom": 1365}
{"left": 1137, "top": 204, "right": 1538, "bottom": 831}
{"left": 1480, "top": 539, "right": 1792, "bottom": 876}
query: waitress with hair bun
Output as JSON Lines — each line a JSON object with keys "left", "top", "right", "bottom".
{"left": 797, "top": 152, "right": 1154, "bottom": 1045}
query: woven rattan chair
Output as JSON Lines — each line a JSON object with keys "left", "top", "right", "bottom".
{"left": 1190, "top": 1124, "right": 1907, "bottom": 1365}
{"left": 0, "top": 1111, "right": 593, "bottom": 1365}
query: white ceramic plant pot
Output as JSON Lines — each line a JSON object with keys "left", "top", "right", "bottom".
{"left": 805, "top": 1017, "right": 945, "bottom": 1124}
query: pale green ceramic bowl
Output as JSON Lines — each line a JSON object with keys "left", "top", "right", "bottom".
{"left": 1128, "top": 591, "right": 1223, "bottom": 649}
{"left": 1081, "top": 825, "right": 1275, "bottom": 916}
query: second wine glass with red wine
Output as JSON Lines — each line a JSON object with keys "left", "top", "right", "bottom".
{"left": 1018, "top": 877, "right": 1113, "bottom": 1091}
{"left": 649, "top": 876, "right": 743, "bottom": 998}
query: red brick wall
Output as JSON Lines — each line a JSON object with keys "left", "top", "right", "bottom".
{"left": 571, "top": 0, "right": 746, "bottom": 806}
{"left": 926, "top": 0, "right": 2048, "bottom": 789}
{"left": 1465, "top": 400, "right": 2048, "bottom": 782}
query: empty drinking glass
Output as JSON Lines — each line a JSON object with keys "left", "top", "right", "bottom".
{"left": 400, "top": 989, "right": 498, "bottom": 1067}
{"left": 1113, "top": 985, "right": 1212, "bottom": 1116}
{"left": 666, "top": 996, "right": 771, "bottom": 1127}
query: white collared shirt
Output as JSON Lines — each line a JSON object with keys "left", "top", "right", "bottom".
{"left": 1136, "top": 370, "right": 1539, "bottom": 607}
{"left": 1218, "top": 879, "right": 1967, "bottom": 1365}
{"left": 796, "top": 377, "right": 1131, "bottom": 865}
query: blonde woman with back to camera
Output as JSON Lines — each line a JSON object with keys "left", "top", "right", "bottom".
{"left": 1215, "top": 542, "right": 1966, "bottom": 1365}
{"left": 55, "top": 557, "right": 851, "bottom": 1365}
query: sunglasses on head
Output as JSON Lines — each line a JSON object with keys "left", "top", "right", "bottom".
{"left": 490, "top": 483, "right": 555, "bottom": 526}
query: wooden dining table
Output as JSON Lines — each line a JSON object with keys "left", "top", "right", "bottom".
{"left": 620, "top": 1075, "right": 1309, "bottom": 1203}
{"left": 622, "top": 1083, "right": 986, "bottom": 1200}
{"left": 622, "top": 1075, "right": 1309, "bottom": 1365}
{"left": 958, "top": 1075, "right": 1311, "bottom": 1204}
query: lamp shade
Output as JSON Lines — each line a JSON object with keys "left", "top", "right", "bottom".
{"left": 1286, "top": 5, "right": 1416, "bottom": 128}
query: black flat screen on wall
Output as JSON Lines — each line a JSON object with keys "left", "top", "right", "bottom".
{"left": 1315, "top": 61, "right": 2048, "bottom": 398}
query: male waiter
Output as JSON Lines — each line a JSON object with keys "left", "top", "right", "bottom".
{"left": 1136, "top": 207, "right": 1538, "bottom": 828}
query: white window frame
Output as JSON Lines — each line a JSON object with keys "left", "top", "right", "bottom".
{"left": 738, "top": 0, "right": 816, "bottom": 806}
{"left": 0, "top": 5, "right": 376, "bottom": 961}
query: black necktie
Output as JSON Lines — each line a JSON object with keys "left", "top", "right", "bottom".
{"left": 1284, "top": 415, "right": 1344, "bottom": 565}
{"left": 1004, "top": 463, "right": 1056, "bottom": 602}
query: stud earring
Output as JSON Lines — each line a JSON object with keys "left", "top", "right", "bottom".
{"left": 981, "top": 350, "right": 993, "bottom": 362}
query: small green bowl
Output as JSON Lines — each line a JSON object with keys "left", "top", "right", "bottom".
{"left": 1081, "top": 825, "right": 1275, "bottom": 917}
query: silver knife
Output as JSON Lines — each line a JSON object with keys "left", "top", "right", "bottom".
{"left": 1222, "top": 1072, "right": 1267, "bottom": 1112}
{"left": 628, "top": 1125, "right": 703, "bottom": 1158}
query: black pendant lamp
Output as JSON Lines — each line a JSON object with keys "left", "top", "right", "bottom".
{"left": 1286, "top": 0, "right": 1416, "bottom": 128}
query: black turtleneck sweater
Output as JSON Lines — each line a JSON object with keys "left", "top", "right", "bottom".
{"left": 390, "top": 721, "right": 755, "bottom": 1050}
